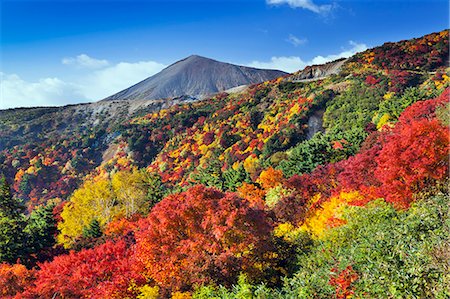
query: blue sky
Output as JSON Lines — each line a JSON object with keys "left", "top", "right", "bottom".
{"left": 0, "top": 0, "right": 448, "bottom": 108}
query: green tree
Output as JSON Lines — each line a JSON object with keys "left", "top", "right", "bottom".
{"left": 0, "top": 176, "right": 25, "bottom": 217}
{"left": 223, "top": 164, "right": 251, "bottom": 192}
{"left": 283, "top": 194, "right": 450, "bottom": 298}
{"left": 191, "top": 152, "right": 225, "bottom": 190}
{"left": 144, "top": 172, "right": 166, "bottom": 212}
{"left": 323, "top": 82, "right": 385, "bottom": 132}
{"left": 82, "top": 219, "right": 103, "bottom": 239}
{"left": 278, "top": 128, "right": 367, "bottom": 177}
{"left": 0, "top": 177, "right": 26, "bottom": 263}
{"left": 24, "top": 202, "right": 57, "bottom": 260}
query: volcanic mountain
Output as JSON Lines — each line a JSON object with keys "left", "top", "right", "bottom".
{"left": 102, "top": 55, "right": 287, "bottom": 101}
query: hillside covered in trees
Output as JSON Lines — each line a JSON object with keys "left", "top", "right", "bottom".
{"left": 0, "top": 30, "right": 449, "bottom": 298}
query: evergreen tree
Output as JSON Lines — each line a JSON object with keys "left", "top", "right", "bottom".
{"left": 24, "top": 202, "right": 57, "bottom": 260}
{"left": 0, "top": 177, "right": 26, "bottom": 263}
{"left": 223, "top": 164, "right": 251, "bottom": 191}
{"left": 82, "top": 219, "right": 103, "bottom": 239}
{"left": 0, "top": 176, "right": 25, "bottom": 217}
{"left": 145, "top": 172, "right": 166, "bottom": 212}
{"left": 191, "top": 152, "right": 225, "bottom": 190}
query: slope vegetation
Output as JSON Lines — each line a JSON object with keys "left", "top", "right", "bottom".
{"left": 0, "top": 30, "right": 449, "bottom": 299}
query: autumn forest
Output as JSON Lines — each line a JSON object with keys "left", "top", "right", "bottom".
{"left": 0, "top": 30, "right": 449, "bottom": 298}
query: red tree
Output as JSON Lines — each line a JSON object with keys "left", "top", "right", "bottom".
{"left": 134, "top": 185, "right": 273, "bottom": 294}
{"left": 27, "top": 240, "right": 143, "bottom": 299}
{"left": 375, "top": 89, "right": 449, "bottom": 207}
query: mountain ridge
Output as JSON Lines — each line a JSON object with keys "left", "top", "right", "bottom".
{"left": 101, "top": 54, "right": 287, "bottom": 102}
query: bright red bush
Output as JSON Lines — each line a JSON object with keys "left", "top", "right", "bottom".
{"left": 375, "top": 89, "right": 449, "bottom": 207}
{"left": 338, "top": 145, "right": 382, "bottom": 200}
{"left": 134, "top": 185, "right": 273, "bottom": 294}
{"left": 28, "top": 240, "right": 143, "bottom": 299}
{"left": 329, "top": 265, "right": 359, "bottom": 299}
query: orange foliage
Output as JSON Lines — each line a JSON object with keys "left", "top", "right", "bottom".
{"left": 236, "top": 182, "right": 266, "bottom": 207}
{"left": 0, "top": 263, "right": 35, "bottom": 298}
{"left": 104, "top": 214, "right": 141, "bottom": 238}
{"left": 258, "top": 167, "right": 284, "bottom": 190}
{"left": 329, "top": 265, "right": 359, "bottom": 299}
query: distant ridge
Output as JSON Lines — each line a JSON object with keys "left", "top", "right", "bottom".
{"left": 102, "top": 55, "right": 287, "bottom": 101}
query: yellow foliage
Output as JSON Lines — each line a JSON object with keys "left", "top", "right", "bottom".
{"left": 383, "top": 92, "right": 395, "bottom": 100}
{"left": 57, "top": 169, "right": 150, "bottom": 248}
{"left": 171, "top": 292, "right": 192, "bottom": 299}
{"left": 273, "top": 222, "right": 306, "bottom": 243}
{"left": 243, "top": 155, "right": 259, "bottom": 177}
{"left": 302, "top": 191, "right": 364, "bottom": 239}
{"left": 435, "top": 73, "right": 450, "bottom": 90}
{"left": 377, "top": 113, "right": 392, "bottom": 130}
{"left": 57, "top": 178, "right": 115, "bottom": 247}
{"left": 116, "top": 156, "right": 130, "bottom": 167}
{"left": 25, "top": 166, "right": 35, "bottom": 174}
{"left": 111, "top": 169, "right": 150, "bottom": 217}
{"left": 265, "top": 185, "right": 291, "bottom": 208}
{"left": 137, "top": 285, "right": 159, "bottom": 299}
{"left": 232, "top": 161, "right": 241, "bottom": 171}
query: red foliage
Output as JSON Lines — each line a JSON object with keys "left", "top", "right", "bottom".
{"left": 273, "top": 191, "right": 308, "bottom": 224}
{"left": 365, "top": 75, "right": 380, "bottom": 86}
{"left": 374, "top": 90, "right": 449, "bottom": 207}
{"left": 279, "top": 89, "right": 449, "bottom": 218}
{"left": 202, "top": 132, "right": 215, "bottom": 146}
{"left": 375, "top": 121, "right": 449, "bottom": 207}
{"left": 338, "top": 145, "right": 382, "bottom": 200}
{"left": 27, "top": 240, "right": 143, "bottom": 299}
{"left": 329, "top": 265, "right": 359, "bottom": 299}
{"left": 356, "top": 30, "right": 449, "bottom": 71}
{"left": 134, "top": 185, "right": 273, "bottom": 294}
{"left": 387, "top": 70, "right": 419, "bottom": 93}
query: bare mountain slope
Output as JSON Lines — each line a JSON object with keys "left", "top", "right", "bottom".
{"left": 288, "top": 58, "right": 348, "bottom": 82}
{"left": 102, "top": 55, "right": 287, "bottom": 101}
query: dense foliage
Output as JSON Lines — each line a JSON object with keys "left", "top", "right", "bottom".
{"left": 134, "top": 185, "right": 273, "bottom": 295}
{"left": 0, "top": 30, "right": 449, "bottom": 298}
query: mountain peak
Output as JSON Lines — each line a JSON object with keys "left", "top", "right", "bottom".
{"left": 186, "top": 54, "right": 206, "bottom": 59}
{"left": 102, "top": 56, "right": 287, "bottom": 102}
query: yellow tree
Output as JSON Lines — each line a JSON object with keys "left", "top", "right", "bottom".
{"left": 111, "top": 169, "right": 151, "bottom": 218}
{"left": 57, "top": 177, "right": 115, "bottom": 247}
{"left": 58, "top": 169, "right": 151, "bottom": 248}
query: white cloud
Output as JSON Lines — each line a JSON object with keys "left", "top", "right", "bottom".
{"left": 0, "top": 58, "right": 167, "bottom": 109}
{"left": 287, "top": 34, "right": 307, "bottom": 47}
{"left": 0, "top": 72, "right": 87, "bottom": 109}
{"left": 248, "top": 41, "right": 367, "bottom": 73}
{"left": 309, "top": 41, "right": 367, "bottom": 65}
{"left": 79, "top": 60, "right": 166, "bottom": 100}
{"left": 62, "top": 54, "right": 110, "bottom": 69}
{"left": 267, "top": 0, "right": 333, "bottom": 14}
{"left": 249, "top": 56, "right": 307, "bottom": 73}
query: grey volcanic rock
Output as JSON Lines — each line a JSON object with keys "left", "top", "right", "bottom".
{"left": 102, "top": 55, "right": 287, "bottom": 101}
{"left": 289, "top": 58, "right": 348, "bottom": 82}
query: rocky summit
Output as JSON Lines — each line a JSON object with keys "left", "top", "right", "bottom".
{"left": 102, "top": 55, "right": 287, "bottom": 101}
